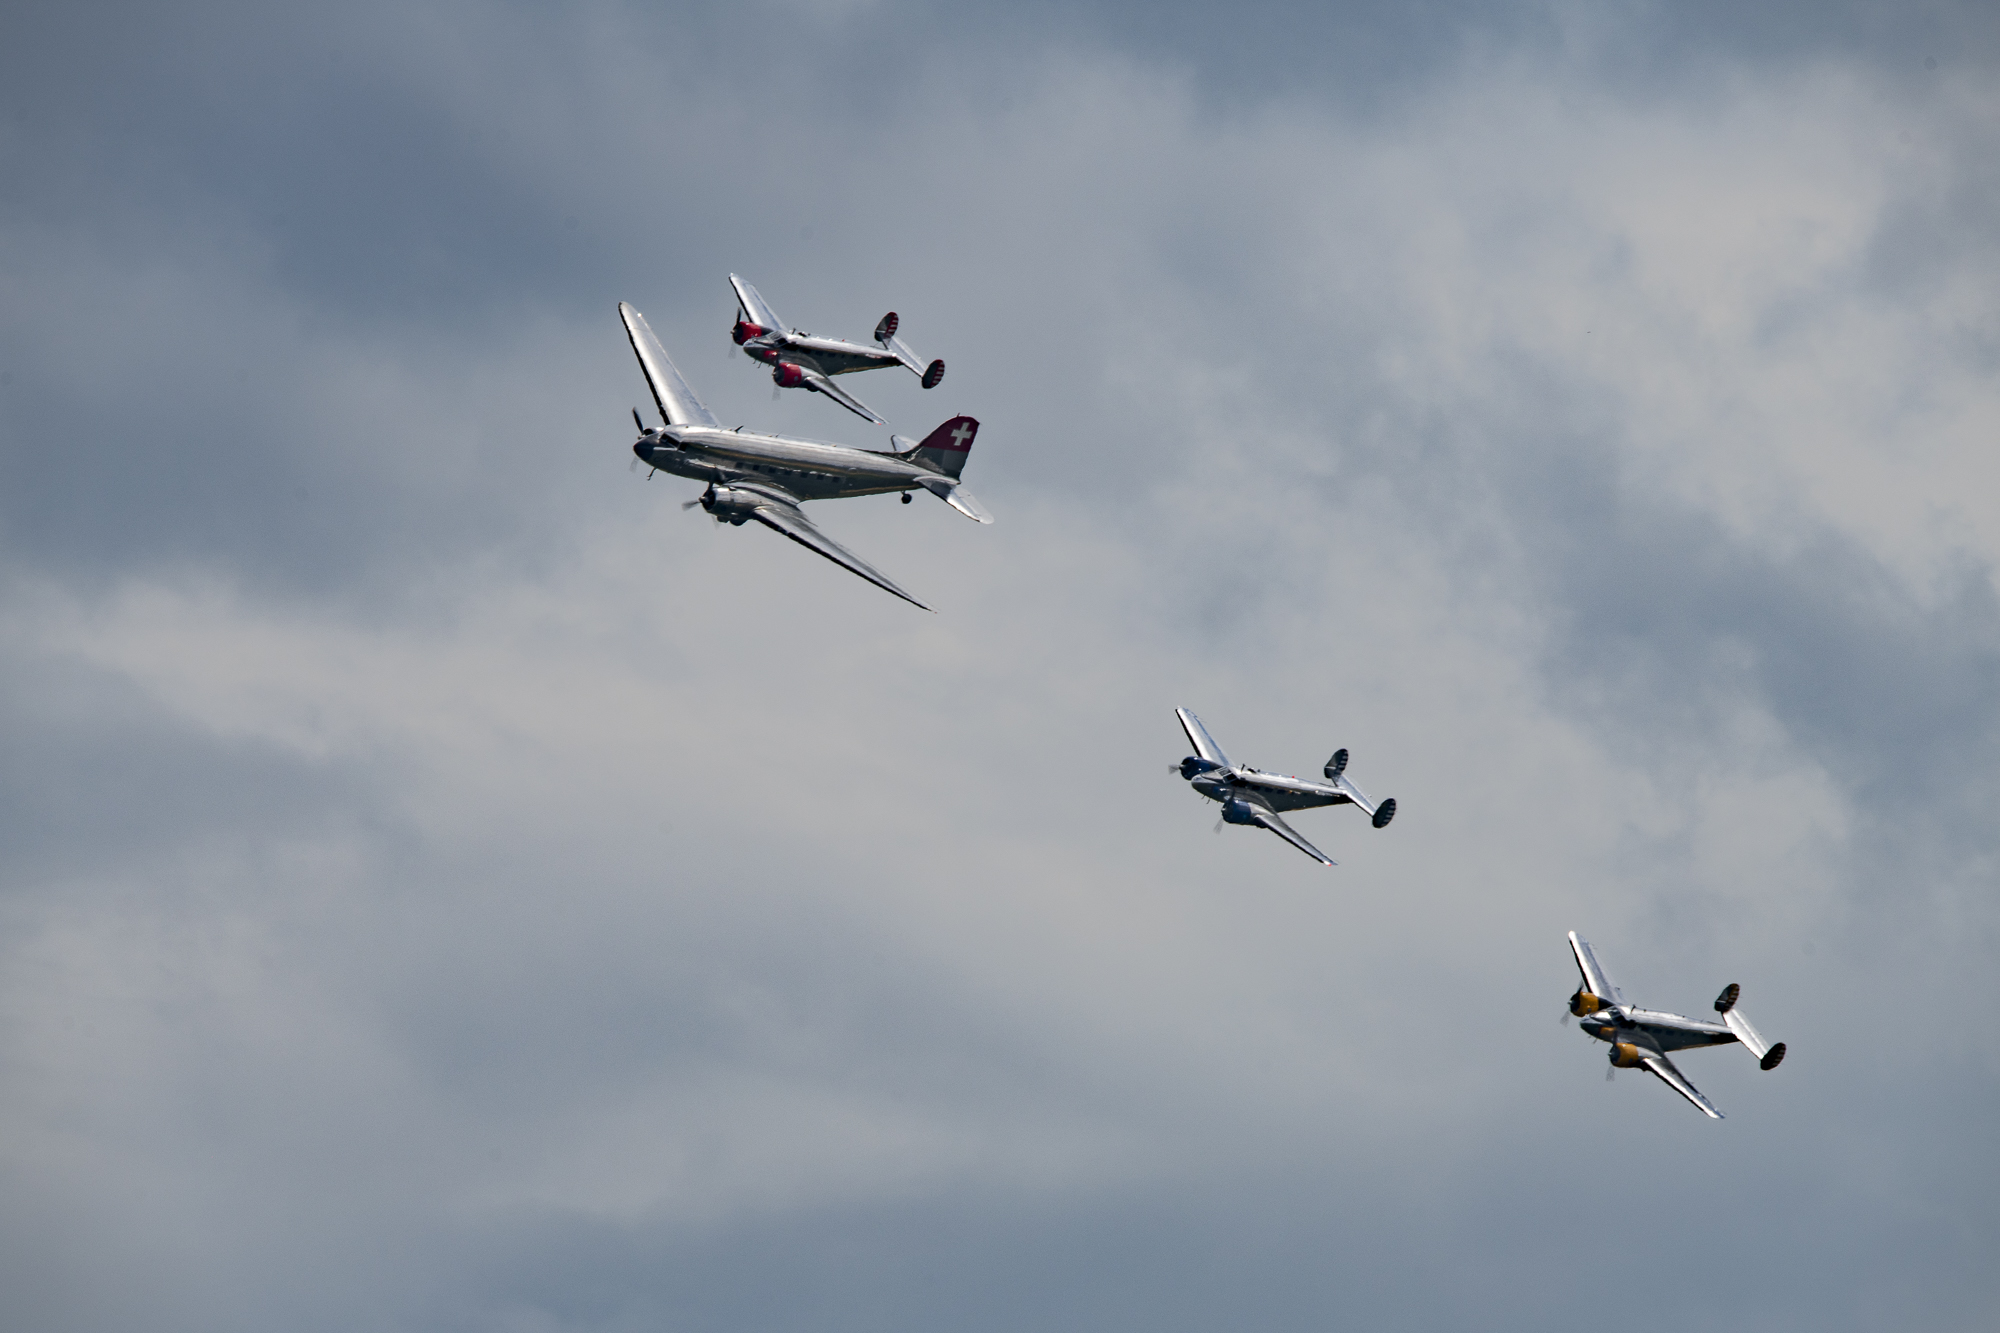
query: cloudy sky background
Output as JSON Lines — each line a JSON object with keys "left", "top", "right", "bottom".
{"left": 3, "top": 2, "right": 1998, "bottom": 1329}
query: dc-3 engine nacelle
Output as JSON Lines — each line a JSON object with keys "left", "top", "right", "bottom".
{"left": 732, "top": 320, "right": 771, "bottom": 345}
{"left": 1609, "top": 1042, "right": 1649, "bottom": 1069}
{"left": 699, "top": 486, "right": 763, "bottom": 525}
{"left": 773, "top": 362, "right": 809, "bottom": 389}
{"left": 1569, "top": 989, "right": 1605, "bottom": 1017}
{"left": 1179, "top": 756, "right": 1224, "bottom": 780}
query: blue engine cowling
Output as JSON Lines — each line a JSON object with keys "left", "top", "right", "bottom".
{"left": 1180, "top": 756, "right": 1222, "bottom": 780}
{"left": 1221, "top": 798, "right": 1262, "bottom": 826}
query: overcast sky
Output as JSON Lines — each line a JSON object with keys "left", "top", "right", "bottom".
{"left": 3, "top": 3, "right": 1998, "bottom": 1330}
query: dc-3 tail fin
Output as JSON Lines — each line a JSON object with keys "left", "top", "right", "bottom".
{"left": 1714, "top": 985, "right": 1787, "bottom": 1070}
{"left": 898, "top": 416, "right": 979, "bottom": 478}
{"left": 889, "top": 417, "right": 990, "bottom": 523}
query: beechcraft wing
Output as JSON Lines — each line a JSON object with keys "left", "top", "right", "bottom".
{"left": 1237, "top": 791, "right": 1335, "bottom": 867}
{"left": 737, "top": 490, "right": 929, "bottom": 611}
{"left": 728, "top": 274, "right": 786, "bottom": 334}
{"left": 621, "top": 303, "right": 722, "bottom": 429}
{"left": 1175, "top": 709, "right": 1232, "bottom": 769}
{"left": 1567, "top": 931, "right": 1625, "bottom": 1008}
{"left": 1640, "top": 1051, "right": 1723, "bottom": 1119}
{"left": 795, "top": 366, "right": 886, "bottom": 424}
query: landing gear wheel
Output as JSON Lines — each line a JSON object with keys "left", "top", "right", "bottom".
{"left": 901, "top": 492, "right": 913, "bottom": 503}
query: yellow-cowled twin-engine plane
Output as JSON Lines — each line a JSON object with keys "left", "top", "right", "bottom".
{"left": 1566, "top": 931, "right": 1787, "bottom": 1119}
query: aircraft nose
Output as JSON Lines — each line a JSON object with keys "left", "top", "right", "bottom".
{"left": 633, "top": 439, "right": 652, "bottom": 463}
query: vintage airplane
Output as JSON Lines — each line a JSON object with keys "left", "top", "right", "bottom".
{"left": 1566, "top": 930, "right": 1788, "bottom": 1119}
{"left": 1171, "top": 708, "right": 1397, "bottom": 866}
{"left": 620, "top": 301, "right": 991, "bottom": 611}
{"left": 728, "top": 273, "right": 946, "bottom": 424}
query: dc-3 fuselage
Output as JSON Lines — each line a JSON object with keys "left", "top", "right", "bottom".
{"left": 1172, "top": 708, "right": 1397, "bottom": 866}
{"left": 621, "top": 301, "right": 989, "bottom": 612}
{"left": 1567, "top": 931, "right": 1787, "bottom": 1119}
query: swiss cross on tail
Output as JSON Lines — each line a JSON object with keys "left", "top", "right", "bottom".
{"left": 911, "top": 416, "right": 978, "bottom": 477}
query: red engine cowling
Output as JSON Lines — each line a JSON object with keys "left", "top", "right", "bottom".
{"left": 733, "top": 320, "right": 769, "bottom": 345}
{"left": 773, "top": 362, "right": 809, "bottom": 388}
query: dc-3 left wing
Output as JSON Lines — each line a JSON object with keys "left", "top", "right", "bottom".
{"left": 1641, "top": 1051, "right": 1724, "bottom": 1119}
{"left": 737, "top": 490, "right": 930, "bottom": 612}
{"left": 794, "top": 366, "right": 887, "bottom": 425}
{"left": 1237, "top": 791, "right": 1336, "bottom": 867}
{"left": 621, "top": 303, "right": 722, "bottom": 429}
{"left": 728, "top": 274, "right": 786, "bottom": 333}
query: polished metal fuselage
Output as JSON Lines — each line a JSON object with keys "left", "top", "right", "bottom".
{"left": 634, "top": 424, "right": 934, "bottom": 502}
{"left": 1189, "top": 767, "right": 1354, "bottom": 812}
{"left": 1579, "top": 1006, "right": 1736, "bottom": 1054}
{"left": 742, "top": 332, "right": 899, "bottom": 378}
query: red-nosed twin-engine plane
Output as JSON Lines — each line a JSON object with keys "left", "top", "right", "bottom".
{"left": 728, "top": 273, "right": 945, "bottom": 425}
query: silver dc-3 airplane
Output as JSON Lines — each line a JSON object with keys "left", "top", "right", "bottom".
{"left": 729, "top": 273, "right": 945, "bottom": 425}
{"left": 1566, "top": 930, "right": 1787, "bottom": 1119}
{"left": 1172, "top": 708, "right": 1397, "bottom": 866}
{"left": 621, "top": 301, "right": 991, "bottom": 612}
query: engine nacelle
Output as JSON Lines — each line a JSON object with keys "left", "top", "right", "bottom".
{"left": 875, "top": 311, "right": 899, "bottom": 341}
{"left": 1324, "top": 748, "right": 1348, "bottom": 780}
{"left": 1714, "top": 983, "right": 1740, "bottom": 1014}
{"left": 1609, "top": 1042, "right": 1648, "bottom": 1069}
{"left": 1569, "top": 989, "right": 1604, "bottom": 1017}
{"left": 921, "top": 358, "right": 946, "bottom": 389}
{"left": 1372, "top": 797, "right": 1397, "bottom": 829}
{"left": 773, "top": 362, "right": 810, "bottom": 389}
{"left": 1760, "top": 1042, "right": 1787, "bottom": 1071}
{"left": 700, "top": 485, "right": 764, "bottom": 525}
{"left": 733, "top": 320, "right": 770, "bottom": 345}
{"left": 1180, "top": 756, "right": 1222, "bottom": 780}
{"left": 1220, "top": 797, "right": 1261, "bottom": 826}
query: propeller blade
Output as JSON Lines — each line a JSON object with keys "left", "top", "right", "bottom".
{"left": 682, "top": 499, "right": 702, "bottom": 510}
{"left": 772, "top": 384, "right": 782, "bottom": 402}
{"left": 1560, "top": 1013, "right": 1570, "bottom": 1026}
{"left": 633, "top": 407, "right": 645, "bottom": 433}
{"left": 1606, "top": 1067, "right": 1615, "bottom": 1083}
{"left": 1213, "top": 817, "right": 1226, "bottom": 834}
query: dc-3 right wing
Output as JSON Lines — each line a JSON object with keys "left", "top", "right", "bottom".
{"left": 1175, "top": 709, "right": 1233, "bottom": 769}
{"left": 738, "top": 491, "right": 930, "bottom": 612}
{"left": 727, "top": 274, "right": 786, "bottom": 333}
{"left": 1567, "top": 931, "right": 1625, "bottom": 1008}
{"left": 620, "top": 303, "right": 722, "bottom": 429}
{"left": 1641, "top": 1051, "right": 1724, "bottom": 1119}
{"left": 1237, "top": 790, "right": 1336, "bottom": 866}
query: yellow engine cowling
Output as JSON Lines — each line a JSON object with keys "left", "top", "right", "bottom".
{"left": 1569, "top": 989, "right": 1604, "bottom": 1017}
{"left": 1609, "top": 1042, "right": 1648, "bottom": 1068}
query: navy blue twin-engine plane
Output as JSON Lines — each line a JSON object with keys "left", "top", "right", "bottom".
{"left": 1171, "top": 708, "right": 1397, "bottom": 866}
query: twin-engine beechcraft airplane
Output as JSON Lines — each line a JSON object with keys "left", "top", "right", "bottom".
{"left": 620, "top": 302, "right": 991, "bottom": 612}
{"left": 1171, "top": 708, "right": 1397, "bottom": 866}
{"left": 1566, "top": 931, "right": 1788, "bottom": 1119}
{"left": 728, "top": 273, "right": 946, "bottom": 425}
